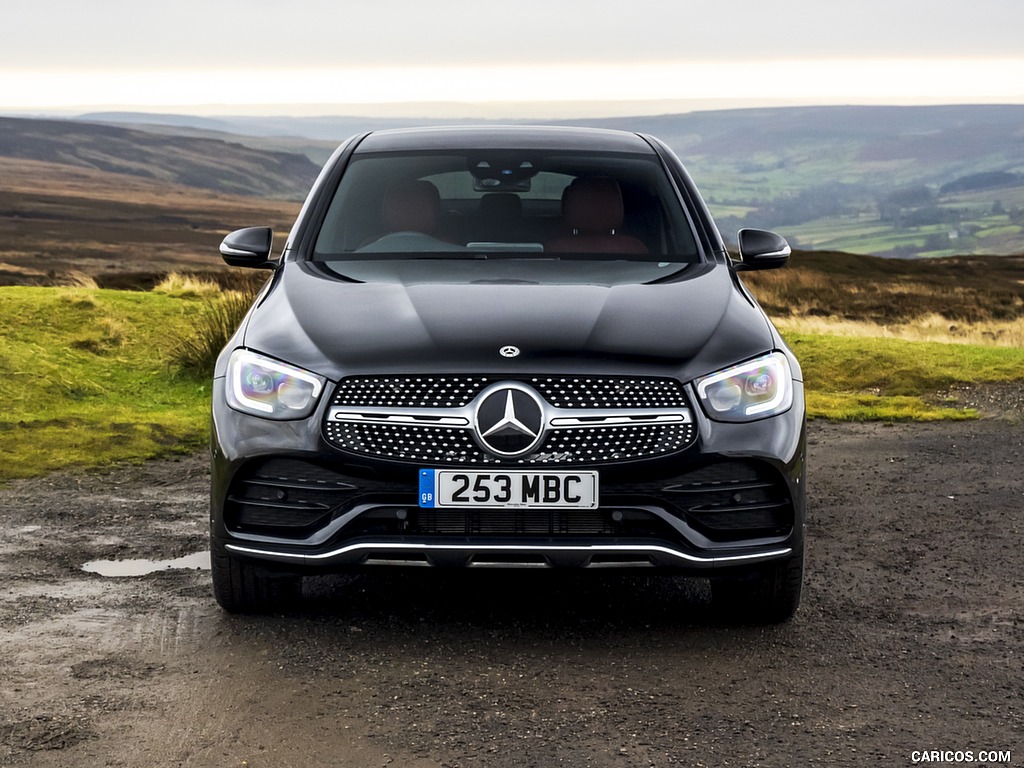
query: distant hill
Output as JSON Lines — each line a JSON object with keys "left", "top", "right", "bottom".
{"left": 0, "top": 117, "right": 319, "bottom": 200}
{"left": 570, "top": 106, "right": 1024, "bottom": 257}
{"left": 77, "top": 111, "right": 454, "bottom": 142}
{"left": 79, "top": 103, "right": 1024, "bottom": 170}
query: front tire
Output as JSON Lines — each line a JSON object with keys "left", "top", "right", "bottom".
{"left": 710, "top": 548, "right": 804, "bottom": 624}
{"left": 211, "top": 540, "right": 302, "bottom": 614}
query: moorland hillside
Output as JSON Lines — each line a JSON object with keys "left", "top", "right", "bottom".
{"left": 0, "top": 155, "right": 300, "bottom": 285}
{"left": 0, "top": 116, "right": 319, "bottom": 199}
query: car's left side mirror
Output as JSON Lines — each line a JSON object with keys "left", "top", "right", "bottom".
{"left": 734, "top": 228, "right": 791, "bottom": 271}
{"left": 219, "top": 227, "right": 277, "bottom": 269}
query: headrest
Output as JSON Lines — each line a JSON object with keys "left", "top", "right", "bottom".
{"left": 562, "top": 177, "right": 624, "bottom": 233}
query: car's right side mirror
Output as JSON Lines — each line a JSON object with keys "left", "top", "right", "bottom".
{"left": 734, "top": 228, "right": 791, "bottom": 271}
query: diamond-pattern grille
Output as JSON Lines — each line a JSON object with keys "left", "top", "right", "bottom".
{"left": 324, "top": 420, "right": 696, "bottom": 464}
{"left": 540, "top": 424, "right": 696, "bottom": 463}
{"left": 324, "top": 374, "right": 697, "bottom": 464}
{"left": 325, "top": 422, "right": 481, "bottom": 463}
{"left": 330, "top": 376, "right": 485, "bottom": 408}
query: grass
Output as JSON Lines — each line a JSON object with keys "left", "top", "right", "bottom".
{"left": 783, "top": 331, "right": 1024, "bottom": 420}
{"left": 0, "top": 286, "right": 223, "bottom": 481}
{"left": 774, "top": 314, "right": 1024, "bottom": 348}
{"left": 155, "top": 271, "right": 266, "bottom": 378}
{"left": 165, "top": 286, "right": 260, "bottom": 378}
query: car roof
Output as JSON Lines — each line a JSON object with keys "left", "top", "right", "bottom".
{"left": 352, "top": 125, "right": 657, "bottom": 154}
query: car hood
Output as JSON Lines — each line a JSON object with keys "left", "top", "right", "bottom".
{"left": 240, "top": 262, "right": 774, "bottom": 383}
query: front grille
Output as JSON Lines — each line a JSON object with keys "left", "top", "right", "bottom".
{"left": 324, "top": 374, "right": 696, "bottom": 464}
{"left": 329, "top": 375, "right": 689, "bottom": 409}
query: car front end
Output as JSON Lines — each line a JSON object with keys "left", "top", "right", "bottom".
{"left": 209, "top": 126, "right": 806, "bottom": 621}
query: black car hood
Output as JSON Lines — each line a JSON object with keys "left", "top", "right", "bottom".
{"left": 241, "top": 262, "right": 774, "bottom": 382}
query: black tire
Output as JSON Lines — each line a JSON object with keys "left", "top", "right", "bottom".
{"left": 210, "top": 540, "right": 303, "bottom": 614}
{"left": 710, "top": 548, "right": 804, "bottom": 624}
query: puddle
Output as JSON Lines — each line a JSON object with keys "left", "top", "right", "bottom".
{"left": 83, "top": 551, "right": 211, "bottom": 577}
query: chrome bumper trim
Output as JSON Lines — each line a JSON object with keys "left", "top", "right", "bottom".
{"left": 224, "top": 541, "right": 791, "bottom": 568}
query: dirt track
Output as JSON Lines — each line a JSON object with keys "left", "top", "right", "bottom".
{"left": 2, "top": 418, "right": 1022, "bottom": 767}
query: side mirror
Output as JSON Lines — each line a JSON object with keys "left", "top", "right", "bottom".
{"left": 219, "top": 227, "right": 276, "bottom": 269}
{"left": 735, "top": 228, "right": 791, "bottom": 271}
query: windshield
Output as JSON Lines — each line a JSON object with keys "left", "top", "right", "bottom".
{"left": 312, "top": 149, "right": 702, "bottom": 285}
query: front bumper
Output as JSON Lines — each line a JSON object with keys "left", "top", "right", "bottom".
{"left": 210, "top": 378, "right": 806, "bottom": 574}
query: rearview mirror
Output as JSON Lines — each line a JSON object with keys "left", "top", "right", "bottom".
{"left": 734, "top": 229, "right": 791, "bottom": 271}
{"left": 219, "top": 227, "right": 276, "bottom": 269}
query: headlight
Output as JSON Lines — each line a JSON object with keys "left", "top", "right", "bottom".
{"left": 695, "top": 352, "right": 793, "bottom": 422}
{"left": 226, "top": 349, "right": 325, "bottom": 420}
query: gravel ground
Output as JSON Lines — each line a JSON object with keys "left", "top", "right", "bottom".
{"left": 1, "top": 414, "right": 1022, "bottom": 767}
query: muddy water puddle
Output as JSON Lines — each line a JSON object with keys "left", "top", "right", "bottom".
{"left": 82, "top": 551, "right": 210, "bottom": 577}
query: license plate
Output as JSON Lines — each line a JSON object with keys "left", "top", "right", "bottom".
{"left": 419, "top": 470, "right": 599, "bottom": 509}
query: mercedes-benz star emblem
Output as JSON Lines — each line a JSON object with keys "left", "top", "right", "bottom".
{"left": 499, "top": 345, "right": 520, "bottom": 358}
{"left": 473, "top": 383, "right": 545, "bottom": 457}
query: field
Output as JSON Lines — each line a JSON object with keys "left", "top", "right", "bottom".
{"left": 0, "top": 156, "right": 300, "bottom": 287}
{"left": 738, "top": 193, "right": 1024, "bottom": 258}
{"left": 740, "top": 250, "right": 1024, "bottom": 326}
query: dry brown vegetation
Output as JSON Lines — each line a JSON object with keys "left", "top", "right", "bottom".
{"left": 0, "top": 157, "right": 300, "bottom": 288}
{"left": 0, "top": 116, "right": 320, "bottom": 198}
{"left": 741, "top": 250, "right": 1024, "bottom": 344}
{"left": 772, "top": 314, "right": 1024, "bottom": 348}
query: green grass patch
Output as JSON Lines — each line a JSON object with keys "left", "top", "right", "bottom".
{"left": 976, "top": 224, "right": 1022, "bottom": 239}
{"left": 805, "top": 393, "right": 978, "bottom": 422}
{"left": 785, "top": 331, "right": 1024, "bottom": 420}
{"left": 0, "top": 286, "right": 218, "bottom": 481}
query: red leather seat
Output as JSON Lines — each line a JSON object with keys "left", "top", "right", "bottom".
{"left": 545, "top": 177, "right": 648, "bottom": 254}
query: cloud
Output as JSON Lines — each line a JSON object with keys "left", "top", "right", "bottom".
{"left": 6, "top": 0, "right": 1024, "bottom": 71}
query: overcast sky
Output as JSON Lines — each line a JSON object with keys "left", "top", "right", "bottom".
{"left": 5, "top": 0, "right": 1024, "bottom": 116}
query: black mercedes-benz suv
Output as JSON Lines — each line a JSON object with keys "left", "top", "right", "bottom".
{"left": 211, "top": 126, "right": 806, "bottom": 622}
